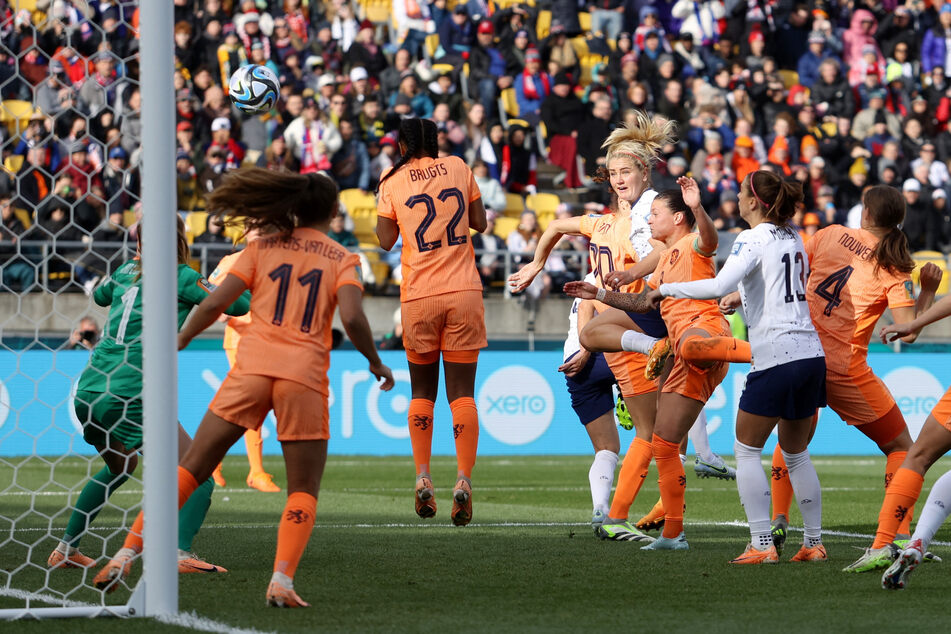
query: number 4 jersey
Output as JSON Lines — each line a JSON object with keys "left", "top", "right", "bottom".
{"left": 78, "top": 260, "right": 251, "bottom": 398}
{"left": 227, "top": 228, "right": 363, "bottom": 396}
{"left": 376, "top": 156, "right": 483, "bottom": 301}
{"left": 805, "top": 225, "right": 914, "bottom": 375}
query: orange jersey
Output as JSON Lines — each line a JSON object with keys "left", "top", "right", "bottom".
{"left": 579, "top": 212, "right": 645, "bottom": 294}
{"left": 209, "top": 251, "right": 251, "bottom": 351}
{"left": 805, "top": 225, "right": 915, "bottom": 375}
{"left": 649, "top": 232, "right": 723, "bottom": 349}
{"left": 227, "top": 227, "right": 363, "bottom": 395}
{"left": 377, "top": 155, "right": 483, "bottom": 301}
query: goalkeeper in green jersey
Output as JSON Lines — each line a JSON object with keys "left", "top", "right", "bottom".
{"left": 48, "top": 217, "right": 250, "bottom": 574}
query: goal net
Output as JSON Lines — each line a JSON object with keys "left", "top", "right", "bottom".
{"left": 0, "top": 0, "right": 177, "bottom": 619}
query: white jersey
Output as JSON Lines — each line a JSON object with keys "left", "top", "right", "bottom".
{"left": 563, "top": 273, "right": 596, "bottom": 362}
{"left": 628, "top": 188, "right": 657, "bottom": 260}
{"left": 660, "top": 222, "right": 824, "bottom": 372}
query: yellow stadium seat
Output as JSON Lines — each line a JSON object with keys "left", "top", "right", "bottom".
{"left": 351, "top": 209, "right": 378, "bottom": 244}
{"left": 1, "top": 100, "right": 33, "bottom": 136}
{"left": 912, "top": 251, "right": 950, "bottom": 295}
{"left": 580, "top": 53, "right": 608, "bottom": 85}
{"left": 365, "top": 0, "right": 391, "bottom": 24}
{"left": 224, "top": 224, "right": 246, "bottom": 244}
{"left": 499, "top": 87, "right": 519, "bottom": 118}
{"left": 526, "top": 192, "right": 560, "bottom": 215}
{"left": 578, "top": 11, "right": 591, "bottom": 32}
{"left": 187, "top": 211, "right": 209, "bottom": 239}
{"left": 4, "top": 154, "right": 23, "bottom": 174}
{"left": 123, "top": 210, "right": 138, "bottom": 228}
{"left": 777, "top": 69, "right": 800, "bottom": 89}
{"left": 570, "top": 36, "right": 589, "bottom": 59}
{"left": 537, "top": 211, "right": 556, "bottom": 231}
{"left": 493, "top": 216, "right": 519, "bottom": 240}
{"left": 536, "top": 10, "right": 551, "bottom": 40}
{"left": 13, "top": 207, "right": 31, "bottom": 228}
{"left": 425, "top": 33, "right": 440, "bottom": 59}
{"left": 504, "top": 192, "right": 525, "bottom": 217}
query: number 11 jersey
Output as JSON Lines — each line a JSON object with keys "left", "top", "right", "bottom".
{"left": 376, "top": 156, "right": 483, "bottom": 301}
{"left": 805, "top": 225, "right": 914, "bottom": 375}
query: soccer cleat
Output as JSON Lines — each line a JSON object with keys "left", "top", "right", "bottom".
{"left": 694, "top": 454, "right": 736, "bottom": 480}
{"left": 635, "top": 498, "right": 666, "bottom": 532}
{"left": 93, "top": 549, "right": 135, "bottom": 593}
{"left": 591, "top": 508, "right": 606, "bottom": 533}
{"left": 414, "top": 476, "right": 437, "bottom": 519}
{"left": 451, "top": 478, "right": 472, "bottom": 527}
{"left": 790, "top": 543, "right": 827, "bottom": 562}
{"left": 894, "top": 538, "right": 942, "bottom": 564}
{"left": 597, "top": 520, "right": 655, "bottom": 543}
{"left": 212, "top": 464, "right": 226, "bottom": 487}
{"left": 770, "top": 514, "right": 788, "bottom": 556}
{"left": 842, "top": 543, "right": 898, "bottom": 573}
{"left": 641, "top": 531, "right": 688, "bottom": 551}
{"left": 730, "top": 543, "right": 779, "bottom": 564}
{"left": 882, "top": 539, "right": 924, "bottom": 590}
{"left": 644, "top": 337, "right": 672, "bottom": 381}
{"left": 247, "top": 472, "right": 281, "bottom": 493}
{"left": 47, "top": 547, "right": 95, "bottom": 569}
{"left": 267, "top": 581, "right": 310, "bottom": 608}
{"left": 615, "top": 396, "right": 633, "bottom": 431}
{"left": 178, "top": 550, "right": 228, "bottom": 574}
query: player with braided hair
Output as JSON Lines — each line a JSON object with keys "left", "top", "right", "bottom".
{"left": 376, "top": 118, "right": 488, "bottom": 527}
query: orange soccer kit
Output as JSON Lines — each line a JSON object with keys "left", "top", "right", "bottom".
{"left": 771, "top": 225, "right": 917, "bottom": 543}
{"left": 123, "top": 227, "right": 362, "bottom": 578}
{"left": 377, "top": 155, "right": 486, "bottom": 479}
{"left": 648, "top": 232, "right": 731, "bottom": 539}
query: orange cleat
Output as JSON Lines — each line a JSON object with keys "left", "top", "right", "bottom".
{"left": 730, "top": 543, "right": 779, "bottom": 565}
{"left": 450, "top": 478, "right": 472, "bottom": 527}
{"left": 47, "top": 547, "right": 95, "bottom": 569}
{"left": 212, "top": 464, "right": 226, "bottom": 487}
{"left": 644, "top": 337, "right": 672, "bottom": 381}
{"left": 415, "top": 476, "right": 437, "bottom": 519}
{"left": 247, "top": 472, "right": 281, "bottom": 493}
{"left": 790, "top": 543, "right": 828, "bottom": 562}
{"left": 635, "top": 498, "right": 666, "bottom": 532}
{"left": 267, "top": 581, "right": 310, "bottom": 608}
{"left": 93, "top": 549, "right": 135, "bottom": 592}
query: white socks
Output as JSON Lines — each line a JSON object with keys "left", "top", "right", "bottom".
{"left": 688, "top": 410, "right": 716, "bottom": 464}
{"left": 782, "top": 448, "right": 822, "bottom": 547}
{"left": 911, "top": 469, "right": 951, "bottom": 552}
{"left": 589, "top": 450, "right": 619, "bottom": 514}
{"left": 621, "top": 330, "right": 658, "bottom": 354}
{"left": 734, "top": 440, "right": 772, "bottom": 550}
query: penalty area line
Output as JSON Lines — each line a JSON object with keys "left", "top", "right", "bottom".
{"left": 0, "top": 588, "right": 274, "bottom": 634}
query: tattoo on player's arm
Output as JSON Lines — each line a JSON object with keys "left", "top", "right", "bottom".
{"left": 605, "top": 288, "right": 649, "bottom": 313}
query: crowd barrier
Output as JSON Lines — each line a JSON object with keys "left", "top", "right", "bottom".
{"left": 2, "top": 350, "right": 949, "bottom": 457}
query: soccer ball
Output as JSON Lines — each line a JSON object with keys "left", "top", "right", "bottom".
{"left": 228, "top": 64, "right": 280, "bottom": 114}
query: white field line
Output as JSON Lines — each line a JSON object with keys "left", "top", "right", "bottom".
{"left": 0, "top": 587, "right": 273, "bottom": 634}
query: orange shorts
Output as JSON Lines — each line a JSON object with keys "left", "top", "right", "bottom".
{"left": 402, "top": 290, "right": 487, "bottom": 356}
{"left": 662, "top": 317, "right": 730, "bottom": 403}
{"left": 929, "top": 387, "right": 951, "bottom": 432}
{"left": 604, "top": 351, "right": 657, "bottom": 397}
{"left": 826, "top": 366, "right": 897, "bottom": 426}
{"left": 210, "top": 372, "right": 329, "bottom": 442}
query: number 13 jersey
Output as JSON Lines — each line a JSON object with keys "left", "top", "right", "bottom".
{"left": 805, "top": 225, "right": 914, "bottom": 375}
{"left": 377, "top": 156, "right": 483, "bottom": 301}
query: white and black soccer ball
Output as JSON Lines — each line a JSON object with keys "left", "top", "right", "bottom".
{"left": 228, "top": 64, "right": 280, "bottom": 114}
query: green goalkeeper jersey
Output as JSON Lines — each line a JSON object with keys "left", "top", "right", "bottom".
{"left": 77, "top": 260, "right": 251, "bottom": 397}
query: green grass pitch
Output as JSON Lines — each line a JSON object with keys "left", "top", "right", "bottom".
{"left": 3, "top": 454, "right": 951, "bottom": 632}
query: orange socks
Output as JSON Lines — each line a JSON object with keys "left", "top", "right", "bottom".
{"left": 273, "top": 491, "right": 317, "bottom": 579}
{"left": 885, "top": 451, "right": 915, "bottom": 535}
{"left": 770, "top": 444, "right": 793, "bottom": 521}
{"left": 121, "top": 466, "right": 199, "bottom": 553}
{"left": 680, "top": 336, "right": 751, "bottom": 364}
{"left": 873, "top": 467, "right": 923, "bottom": 548}
{"left": 608, "top": 437, "right": 652, "bottom": 519}
{"left": 450, "top": 397, "right": 479, "bottom": 478}
{"left": 245, "top": 427, "right": 265, "bottom": 476}
{"left": 653, "top": 434, "right": 685, "bottom": 539}
{"left": 408, "top": 398, "right": 435, "bottom": 475}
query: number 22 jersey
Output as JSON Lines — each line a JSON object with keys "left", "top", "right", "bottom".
{"left": 376, "top": 156, "right": 483, "bottom": 301}
{"left": 805, "top": 225, "right": 914, "bottom": 375}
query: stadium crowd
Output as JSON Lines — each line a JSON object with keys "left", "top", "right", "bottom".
{"left": 2, "top": 0, "right": 951, "bottom": 295}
